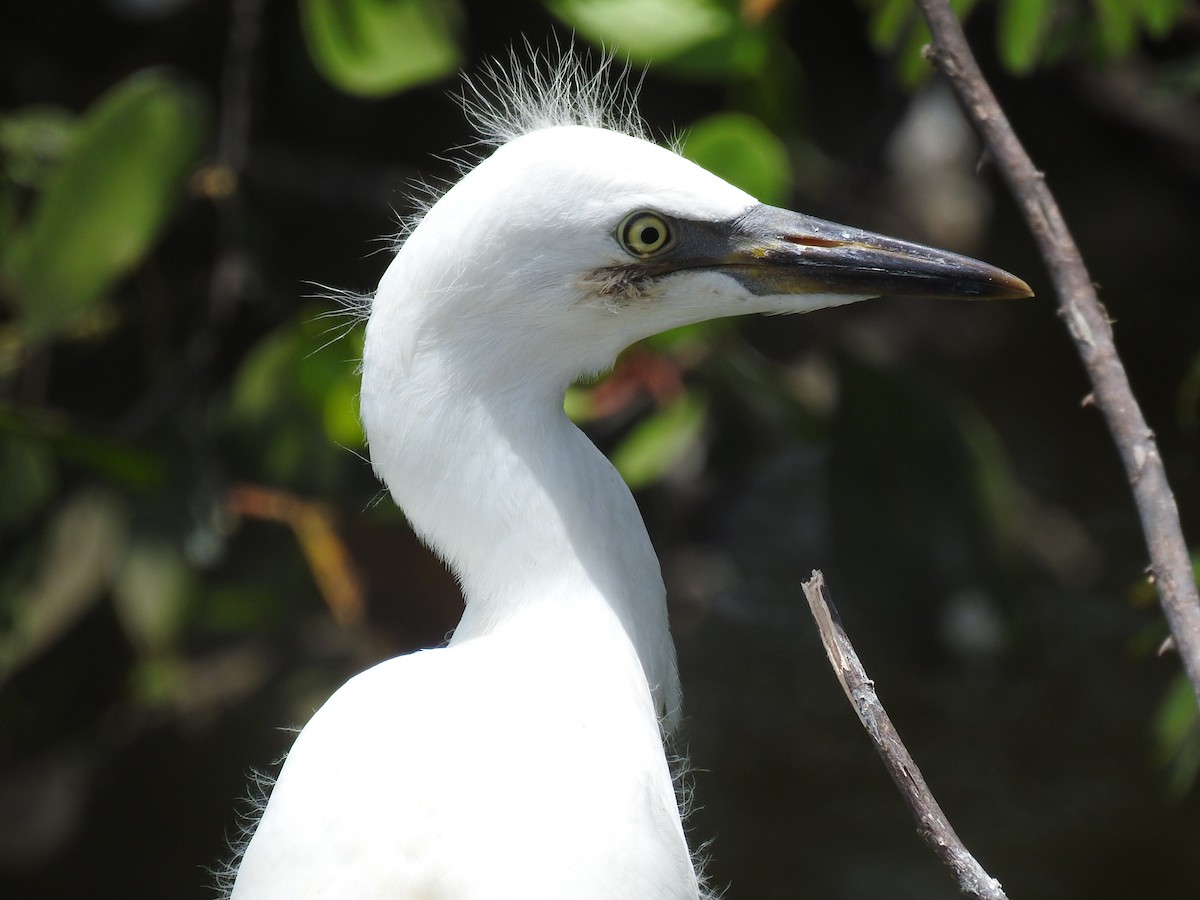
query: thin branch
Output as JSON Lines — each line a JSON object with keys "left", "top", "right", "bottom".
{"left": 801, "top": 571, "right": 1009, "bottom": 900}
{"left": 913, "top": 0, "right": 1200, "bottom": 710}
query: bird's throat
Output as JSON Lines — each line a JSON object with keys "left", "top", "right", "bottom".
{"left": 360, "top": 361, "right": 683, "bottom": 727}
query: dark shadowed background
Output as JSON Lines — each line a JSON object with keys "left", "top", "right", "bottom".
{"left": 2, "top": 1, "right": 1198, "bottom": 898}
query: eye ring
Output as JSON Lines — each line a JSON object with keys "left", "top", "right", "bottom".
{"left": 617, "top": 211, "right": 672, "bottom": 257}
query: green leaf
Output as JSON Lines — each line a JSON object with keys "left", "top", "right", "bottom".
{"left": 0, "top": 104, "right": 77, "bottom": 188}
{"left": 1140, "top": 0, "right": 1186, "bottom": 38}
{"left": 295, "top": 324, "right": 365, "bottom": 443}
{"left": 895, "top": 17, "right": 935, "bottom": 86}
{"left": 546, "top": 0, "right": 733, "bottom": 63}
{"left": 610, "top": 391, "right": 707, "bottom": 490}
{"left": 3, "top": 71, "right": 207, "bottom": 341}
{"left": 232, "top": 309, "right": 365, "bottom": 446}
{"left": 866, "top": 0, "right": 914, "bottom": 51}
{"left": 300, "top": 0, "right": 463, "bottom": 97}
{"left": 564, "top": 385, "right": 597, "bottom": 423}
{"left": 546, "top": 0, "right": 769, "bottom": 77}
{"left": 999, "top": 0, "right": 1051, "bottom": 74}
{"left": 1091, "top": 0, "right": 1138, "bottom": 59}
{"left": 322, "top": 366, "right": 367, "bottom": 448}
{"left": 681, "top": 112, "right": 792, "bottom": 205}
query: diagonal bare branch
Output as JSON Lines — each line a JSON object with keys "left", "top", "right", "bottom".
{"left": 801, "top": 571, "right": 1009, "bottom": 900}
{"left": 913, "top": 0, "right": 1200, "bottom": 710}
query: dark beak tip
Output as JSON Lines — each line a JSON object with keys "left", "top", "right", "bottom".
{"left": 951, "top": 262, "right": 1034, "bottom": 301}
{"left": 991, "top": 273, "right": 1035, "bottom": 301}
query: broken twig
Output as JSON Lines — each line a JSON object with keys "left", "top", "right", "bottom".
{"left": 802, "top": 570, "right": 1008, "bottom": 900}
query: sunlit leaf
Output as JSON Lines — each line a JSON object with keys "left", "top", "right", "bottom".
{"left": 2, "top": 71, "right": 207, "bottom": 341}
{"left": 547, "top": 0, "right": 769, "bottom": 77}
{"left": 564, "top": 385, "right": 597, "bottom": 423}
{"left": 681, "top": 112, "right": 792, "bottom": 205}
{"left": 546, "top": 0, "right": 733, "bottom": 62}
{"left": 300, "top": 0, "right": 463, "bottom": 96}
{"left": 999, "top": 0, "right": 1051, "bottom": 74}
{"left": 322, "top": 374, "right": 366, "bottom": 448}
{"left": 610, "top": 391, "right": 707, "bottom": 490}
{"left": 295, "top": 320, "right": 366, "bottom": 448}
{"left": 230, "top": 312, "right": 362, "bottom": 438}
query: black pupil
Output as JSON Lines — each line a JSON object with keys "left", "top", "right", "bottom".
{"left": 638, "top": 225, "right": 660, "bottom": 246}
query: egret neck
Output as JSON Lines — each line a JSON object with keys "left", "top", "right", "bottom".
{"left": 361, "top": 279, "right": 683, "bottom": 728}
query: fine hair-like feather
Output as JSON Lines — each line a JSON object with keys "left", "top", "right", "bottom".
{"left": 459, "top": 41, "right": 650, "bottom": 151}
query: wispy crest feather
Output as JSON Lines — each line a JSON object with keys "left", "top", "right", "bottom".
{"left": 460, "top": 41, "right": 649, "bottom": 149}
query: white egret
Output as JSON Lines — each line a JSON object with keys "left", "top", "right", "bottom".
{"left": 225, "top": 56, "right": 1030, "bottom": 900}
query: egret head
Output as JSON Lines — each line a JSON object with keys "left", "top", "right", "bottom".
{"left": 364, "top": 58, "right": 1031, "bottom": 399}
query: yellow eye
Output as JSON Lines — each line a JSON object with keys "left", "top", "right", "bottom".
{"left": 618, "top": 211, "right": 672, "bottom": 257}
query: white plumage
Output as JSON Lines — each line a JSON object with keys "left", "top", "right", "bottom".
{"left": 226, "top": 54, "right": 1029, "bottom": 900}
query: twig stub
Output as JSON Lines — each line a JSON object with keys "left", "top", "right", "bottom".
{"left": 801, "top": 570, "right": 1009, "bottom": 900}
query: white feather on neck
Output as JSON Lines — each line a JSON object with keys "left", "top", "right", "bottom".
{"left": 359, "top": 52, "right": 698, "bottom": 728}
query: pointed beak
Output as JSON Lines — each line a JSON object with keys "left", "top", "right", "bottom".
{"left": 706, "top": 205, "right": 1033, "bottom": 301}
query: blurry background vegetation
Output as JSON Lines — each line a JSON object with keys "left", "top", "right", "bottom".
{"left": 2, "top": 0, "right": 1199, "bottom": 897}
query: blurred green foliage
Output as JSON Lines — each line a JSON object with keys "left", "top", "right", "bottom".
{"left": 863, "top": 0, "right": 1191, "bottom": 81}
{"left": 300, "top": 0, "right": 465, "bottom": 96}
{"left": 611, "top": 391, "right": 709, "bottom": 491}
{"left": 1157, "top": 657, "right": 1200, "bottom": 798}
{"left": 227, "top": 309, "right": 366, "bottom": 488}
{"left": 1, "top": 71, "right": 207, "bottom": 342}
{"left": 681, "top": 112, "right": 792, "bottom": 206}
{"left": 546, "top": 0, "right": 770, "bottom": 78}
